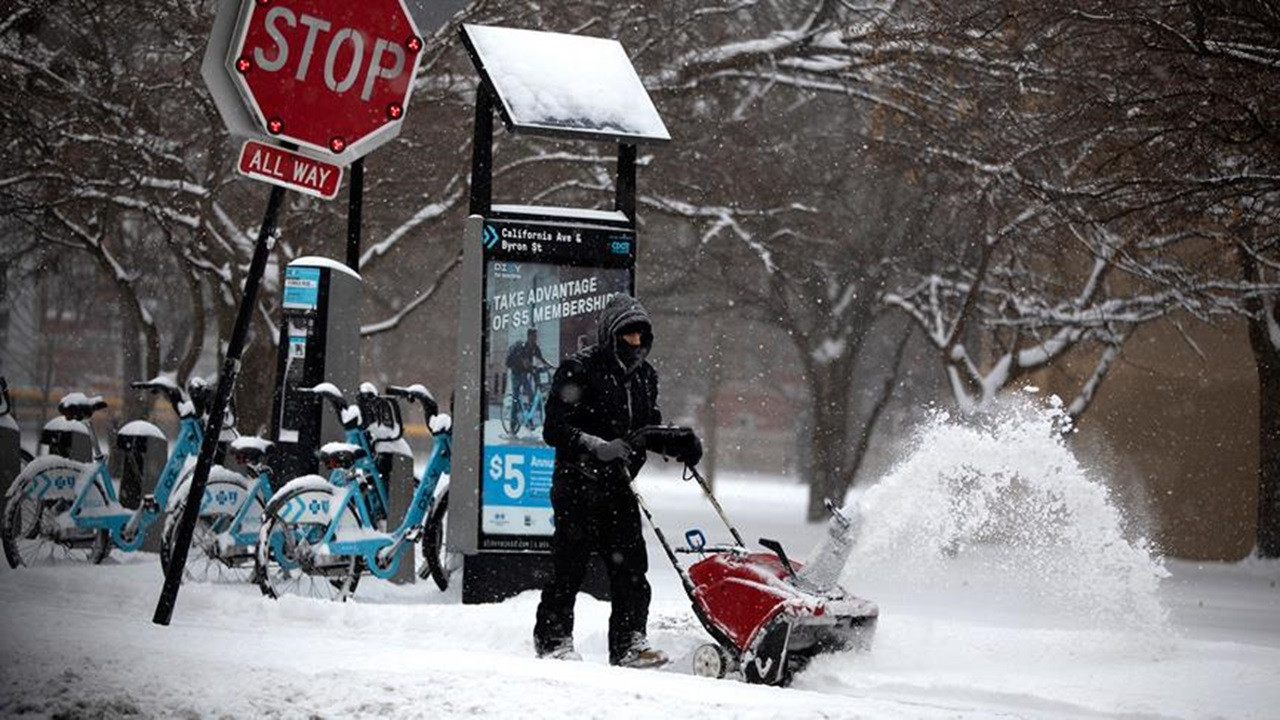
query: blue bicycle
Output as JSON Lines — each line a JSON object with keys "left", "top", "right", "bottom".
{"left": 159, "top": 434, "right": 276, "bottom": 584}
{"left": 254, "top": 382, "right": 452, "bottom": 600}
{"left": 3, "top": 378, "right": 205, "bottom": 567}
{"left": 501, "top": 367, "right": 553, "bottom": 438}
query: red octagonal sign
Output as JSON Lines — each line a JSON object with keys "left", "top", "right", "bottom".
{"left": 227, "top": 0, "right": 423, "bottom": 165}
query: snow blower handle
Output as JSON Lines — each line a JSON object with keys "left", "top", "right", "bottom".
{"left": 682, "top": 463, "right": 747, "bottom": 549}
{"left": 627, "top": 425, "right": 702, "bottom": 465}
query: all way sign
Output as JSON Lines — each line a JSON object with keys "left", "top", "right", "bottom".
{"left": 237, "top": 141, "right": 343, "bottom": 200}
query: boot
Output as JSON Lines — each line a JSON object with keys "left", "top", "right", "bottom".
{"left": 611, "top": 633, "right": 668, "bottom": 668}
{"left": 536, "top": 639, "right": 582, "bottom": 661}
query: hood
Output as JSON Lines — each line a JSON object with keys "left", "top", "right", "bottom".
{"left": 597, "top": 293, "right": 653, "bottom": 371}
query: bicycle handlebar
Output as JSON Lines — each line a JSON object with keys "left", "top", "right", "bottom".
{"left": 130, "top": 379, "right": 192, "bottom": 419}
{"left": 301, "top": 383, "right": 360, "bottom": 430}
{"left": 385, "top": 384, "right": 440, "bottom": 426}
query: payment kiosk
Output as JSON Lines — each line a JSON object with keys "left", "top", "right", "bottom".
{"left": 269, "top": 257, "right": 362, "bottom": 484}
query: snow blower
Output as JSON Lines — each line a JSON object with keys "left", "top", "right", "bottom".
{"left": 627, "top": 426, "right": 878, "bottom": 687}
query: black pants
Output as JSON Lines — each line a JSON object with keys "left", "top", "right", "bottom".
{"left": 534, "top": 470, "right": 651, "bottom": 663}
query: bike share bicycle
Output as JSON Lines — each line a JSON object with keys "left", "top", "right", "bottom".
{"left": 2, "top": 377, "right": 228, "bottom": 567}
{"left": 159, "top": 388, "right": 277, "bottom": 584}
{"left": 254, "top": 382, "right": 455, "bottom": 600}
{"left": 501, "top": 366, "right": 553, "bottom": 438}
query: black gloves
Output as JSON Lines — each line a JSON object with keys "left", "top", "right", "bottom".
{"left": 676, "top": 433, "right": 703, "bottom": 466}
{"left": 629, "top": 426, "right": 703, "bottom": 466}
{"left": 580, "top": 434, "right": 633, "bottom": 463}
{"left": 581, "top": 427, "right": 704, "bottom": 469}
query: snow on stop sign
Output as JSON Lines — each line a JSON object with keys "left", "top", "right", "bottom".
{"left": 227, "top": 0, "right": 423, "bottom": 165}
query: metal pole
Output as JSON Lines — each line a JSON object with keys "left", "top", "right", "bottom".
{"left": 346, "top": 157, "right": 363, "bottom": 271}
{"left": 469, "top": 83, "right": 494, "bottom": 216}
{"left": 154, "top": 184, "right": 285, "bottom": 626}
{"left": 615, "top": 142, "right": 636, "bottom": 223}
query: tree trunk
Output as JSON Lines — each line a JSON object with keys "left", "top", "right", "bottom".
{"left": 119, "top": 294, "right": 147, "bottom": 423}
{"left": 804, "top": 356, "right": 856, "bottom": 521}
{"left": 234, "top": 314, "right": 279, "bottom": 436}
{"left": 1241, "top": 247, "right": 1280, "bottom": 557}
{"left": 1246, "top": 302, "right": 1280, "bottom": 557}
{"left": 1254, "top": 339, "right": 1280, "bottom": 557}
{"left": 176, "top": 272, "right": 206, "bottom": 384}
{"left": 702, "top": 326, "right": 725, "bottom": 491}
{"left": 845, "top": 324, "right": 912, "bottom": 487}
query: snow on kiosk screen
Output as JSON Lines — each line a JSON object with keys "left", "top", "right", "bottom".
{"left": 481, "top": 260, "right": 629, "bottom": 542}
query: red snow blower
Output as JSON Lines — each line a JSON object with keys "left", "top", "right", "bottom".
{"left": 627, "top": 427, "right": 878, "bottom": 687}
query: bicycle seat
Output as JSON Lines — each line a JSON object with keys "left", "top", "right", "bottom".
{"left": 231, "top": 436, "right": 274, "bottom": 465}
{"left": 318, "top": 442, "right": 366, "bottom": 469}
{"left": 58, "top": 392, "right": 108, "bottom": 421}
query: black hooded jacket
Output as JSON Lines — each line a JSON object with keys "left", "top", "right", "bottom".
{"left": 542, "top": 294, "right": 660, "bottom": 480}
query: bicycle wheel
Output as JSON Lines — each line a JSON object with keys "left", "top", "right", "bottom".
{"left": 531, "top": 394, "right": 546, "bottom": 432}
{"left": 420, "top": 489, "right": 462, "bottom": 591}
{"left": 500, "top": 393, "right": 520, "bottom": 437}
{"left": 254, "top": 515, "right": 361, "bottom": 601}
{"left": 2, "top": 468, "right": 110, "bottom": 568}
{"left": 160, "top": 496, "right": 254, "bottom": 584}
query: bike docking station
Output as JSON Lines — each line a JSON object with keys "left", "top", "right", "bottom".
{"left": 39, "top": 398, "right": 95, "bottom": 463}
{"left": 0, "top": 379, "right": 20, "bottom": 496}
{"left": 450, "top": 24, "right": 671, "bottom": 603}
{"left": 153, "top": 0, "right": 428, "bottom": 624}
{"left": 110, "top": 419, "right": 169, "bottom": 552}
{"left": 270, "top": 257, "right": 362, "bottom": 486}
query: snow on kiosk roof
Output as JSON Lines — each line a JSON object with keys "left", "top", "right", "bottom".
{"left": 460, "top": 24, "right": 670, "bottom": 144}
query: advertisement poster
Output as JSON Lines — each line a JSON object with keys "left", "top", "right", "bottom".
{"left": 481, "top": 259, "right": 630, "bottom": 545}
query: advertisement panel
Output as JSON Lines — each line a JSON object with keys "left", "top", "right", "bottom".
{"left": 478, "top": 216, "right": 634, "bottom": 551}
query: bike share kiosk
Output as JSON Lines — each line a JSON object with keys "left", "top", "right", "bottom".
{"left": 451, "top": 24, "right": 671, "bottom": 603}
{"left": 269, "top": 257, "right": 362, "bottom": 485}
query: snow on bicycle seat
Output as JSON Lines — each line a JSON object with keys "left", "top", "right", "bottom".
{"left": 58, "top": 392, "right": 107, "bottom": 420}
{"left": 318, "top": 442, "right": 365, "bottom": 469}
{"left": 231, "top": 436, "right": 274, "bottom": 464}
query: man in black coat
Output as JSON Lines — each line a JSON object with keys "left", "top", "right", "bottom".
{"left": 533, "top": 293, "right": 669, "bottom": 667}
{"left": 505, "top": 327, "right": 550, "bottom": 432}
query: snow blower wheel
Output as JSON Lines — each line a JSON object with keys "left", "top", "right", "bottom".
{"left": 692, "top": 643, "right": 735, "bottom": 679}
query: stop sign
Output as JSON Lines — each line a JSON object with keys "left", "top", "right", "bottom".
{"left": 226, "top": 0, "right": 423, "bottom": 165}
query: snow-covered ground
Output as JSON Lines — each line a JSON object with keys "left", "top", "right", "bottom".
{"left": 3, "top": 405, "right": 1278, "bottom": 719}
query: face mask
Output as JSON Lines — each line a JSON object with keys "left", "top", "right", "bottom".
{"left": 617, "top": 338, "right": 649, "bottom": 372}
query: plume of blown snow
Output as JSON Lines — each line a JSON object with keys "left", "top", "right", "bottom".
{"left": 841, "top": 396, "right": 1168, "bottom": 631}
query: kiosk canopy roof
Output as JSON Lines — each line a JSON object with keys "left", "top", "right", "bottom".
{"left": 462, "top": 24, "right": 670, "bottom": 144}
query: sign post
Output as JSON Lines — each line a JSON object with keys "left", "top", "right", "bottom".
{"left": 155, "top": 0, "right": 424, "bottom": 625}
{"left": 451, "top": 24, "right": 670, "bottom": 603}
{"left": 154, "top": 184, "right": 284, "bottom": 625}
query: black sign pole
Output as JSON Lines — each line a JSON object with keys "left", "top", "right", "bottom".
{"left": 615, "top": 142, "right": 636, "bottom": 224}
{"left": 154, "top": 184, "right": 286, "bottom": 626}
{"left": 347, "top": 157, "right": 364, "bottom": 271}
{"left": 469, "top": 82, "right": 494, "bottom": 216}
